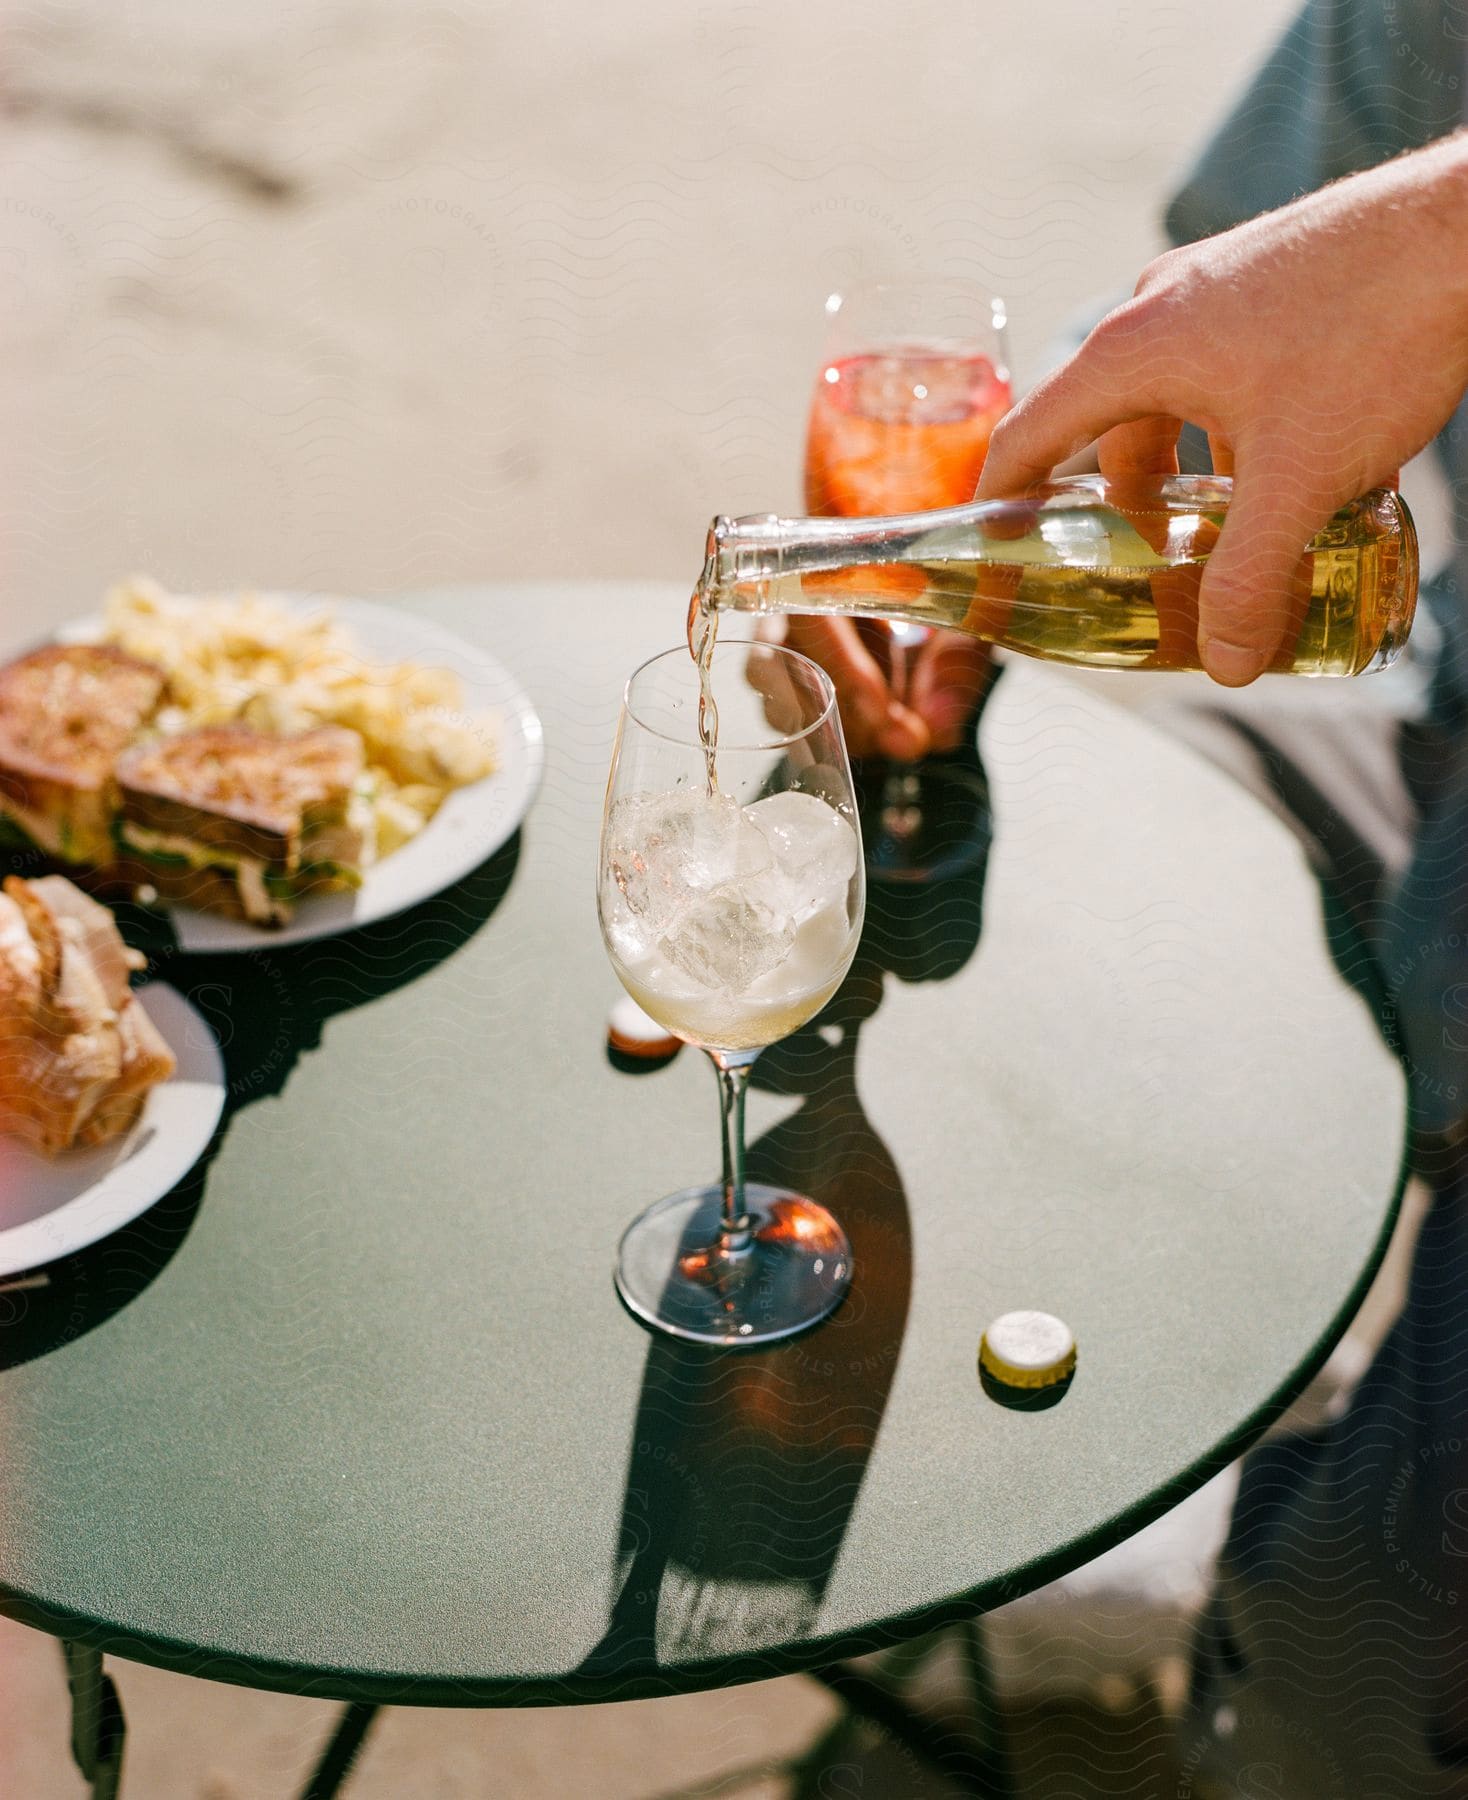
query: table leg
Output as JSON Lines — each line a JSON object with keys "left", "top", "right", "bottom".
{"left": 60, "top": 1640, "right": 125, "bottom": 1800}
{"left": 810, "top": 1617, "right": 1015, "bottom": 1798}
{"left": 956, "top": 1615, "right": 1015, "bottom": 1795}
{"left": 300, "top": 1700, "right": 380, "bottom": 1800}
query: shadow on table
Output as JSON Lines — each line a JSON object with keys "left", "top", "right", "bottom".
{"left": 578, "top": 815, "right": 988, "bottom": 1681}
{"left": 158, "top": 830, "right": 521, "bottom": 1114}
{"left": 0, "top": 834, "right": 522, "bottom": 1372}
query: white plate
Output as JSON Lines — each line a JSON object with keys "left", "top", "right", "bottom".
{"left": 60, "top": 596, "right": 544, "bottom": 952}
{"left": 0, "top": 985, "right": 226, "bottom": 1277}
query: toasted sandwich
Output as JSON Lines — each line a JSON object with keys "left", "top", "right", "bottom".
{"left": 111, "top": 724, "right": 374, "bottom": 926}
{"left": 0, "top": 644, "right": 166, "bottom": 864}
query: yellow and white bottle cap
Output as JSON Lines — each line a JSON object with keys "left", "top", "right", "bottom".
{"left": 979, "top": 1310, "right": 1076, "bottom": 1389}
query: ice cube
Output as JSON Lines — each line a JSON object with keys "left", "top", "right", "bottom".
{"left": 786, "top": 894, "right": 856, "bottom": 975}
{"left": 850, "top": 351, "right": 1002, "bottom": 426}
{"left": 745, "top": 790, "right": 859, "bottom": 925}
{"left": 605, "top": 789, "right": 773, "bottom": 938}
{"left": 601, "top": 870, "right": 651, "bottom": 964}
{"left": 678, "top": 791, "right": 773, "bottom": 892}
{"left": 660, "top": 885, "right": 795, "bottom": 994}
{"left": 605, "top": 793, "right": 664, "bottom": 922}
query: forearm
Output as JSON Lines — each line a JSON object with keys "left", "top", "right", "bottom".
{"left": 1277, "top": 129, "right": 1468, "bottom": 295}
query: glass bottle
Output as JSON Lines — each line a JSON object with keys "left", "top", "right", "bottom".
{"left": 692, "top": 474, "right": 1418, "bottom": 677}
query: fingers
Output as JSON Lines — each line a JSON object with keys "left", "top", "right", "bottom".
{"left": 975, "top": 366, "right": 1115, "bottom": 497}
{"left": 1196, "top": 444, "right": 1335, "bottom": 684}
{"left": 877, "top": 704, "right": 931, "bottom": 761}
{"left": 909, "top": 633, "right": 994, "bottom": 751}
{"left": 746, "top": 621, "right": 808, "bottom": 737}
{"left": 1093, "top": 418, "right": 1182, "bottom": 557}
{"left": 779, "top": 615, "right": 929, "bottom": 759}
{"left": 761, "top": 622, "right": 991, "bottom": 757}
{"left": 783, "top": 616, "right": 887, "bottom": 742}
{"left": 976, "top": 299, "right": 1178, "bottom": 498}
{"left": 1097, "top": 416, "right": 1181, "bottom": 479}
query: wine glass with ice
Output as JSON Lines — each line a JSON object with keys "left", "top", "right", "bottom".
{"left": 598, "top": 641, "right": 865, "bottom": 1346}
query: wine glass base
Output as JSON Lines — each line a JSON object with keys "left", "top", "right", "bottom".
{"left": 615, "top": 1182, "right": 853, "bottom": 1347}
{"left": 859, "top": 757, "right": 992, "bottom": 885}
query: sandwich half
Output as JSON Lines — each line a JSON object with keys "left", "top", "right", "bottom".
{"left": 112, "top": 725, "right": 374, "bottom": 927}
{"left": 0, "top": 644, "right": 166, "bottom": 864}
{"left": 0, "top": 873, "right": 175, "bottom": 1152}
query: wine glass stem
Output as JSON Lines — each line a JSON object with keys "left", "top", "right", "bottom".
{"left": 888, "top": 634, "right": 910, "bottom": 709}
{"left": 711, "top": 1049, "right": 758, "bottom": 1252}
{"left": 880, "top": 634, "right": 920, "bottom": 834}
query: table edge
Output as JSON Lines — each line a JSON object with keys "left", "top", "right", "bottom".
{"left": 0, "top": 1121, "right": 1408, "bottom": 1709}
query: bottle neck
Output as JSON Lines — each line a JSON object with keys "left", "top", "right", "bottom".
{"left": 703, "top": 499, "right": 1002, "bottom": 609}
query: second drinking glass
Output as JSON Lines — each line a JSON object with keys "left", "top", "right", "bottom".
{"left": 803, "top": 278, "right": 1011, "bottom": 881}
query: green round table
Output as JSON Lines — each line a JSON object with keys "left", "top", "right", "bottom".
{"left": 0, "top": 584, "right": 1408, "bottom": 1792}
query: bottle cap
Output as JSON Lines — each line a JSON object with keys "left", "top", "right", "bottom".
{"left": 979, "top": 1310, "right": 1076, "bottom": 1390}
{"left": 607, "top": 995, "right": 682, "bottom": 1060}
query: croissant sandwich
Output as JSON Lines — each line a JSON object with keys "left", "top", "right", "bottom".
{"left": 0, "top": 874, "right": 175, "bottom": 1153}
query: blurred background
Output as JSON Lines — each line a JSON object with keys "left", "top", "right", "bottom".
{"left": 2, "top": 1, "right": 1316, "bottom": 1795}
{"left": 4, "top": 0, "right": 1297, "bottom": 641}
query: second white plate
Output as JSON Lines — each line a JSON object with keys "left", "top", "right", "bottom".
{"left": 0, "top": 984, "right": 227, "bottom": 1278}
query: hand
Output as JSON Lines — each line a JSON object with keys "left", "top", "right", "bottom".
{"left": 758, "top": 615, "right": 993, "bottom": 761}
{"left": 978, "top": 132, "right": 1468, "bottom": 685}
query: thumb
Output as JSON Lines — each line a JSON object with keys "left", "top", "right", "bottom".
{"left": 1197, "top": 454, "right": 1335, "bottom": 686}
